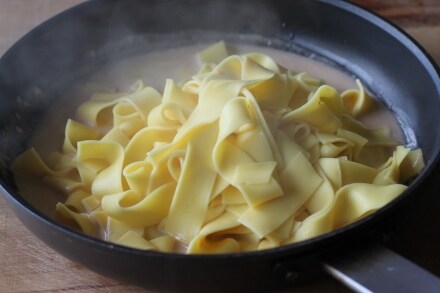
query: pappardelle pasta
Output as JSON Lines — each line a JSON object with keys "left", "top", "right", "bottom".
{"left": 12, "top": 42, "right": 424, "bottom": 254}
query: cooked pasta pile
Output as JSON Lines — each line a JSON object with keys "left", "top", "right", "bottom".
{"left": 12, "top": 42, "right": 424, "bottom": 254}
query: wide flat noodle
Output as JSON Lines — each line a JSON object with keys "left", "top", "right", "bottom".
{"left": 12, "top": 42, "right": 425, "bottom": 254}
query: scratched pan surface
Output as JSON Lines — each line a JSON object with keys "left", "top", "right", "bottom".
{"left": 1, "top": 0, "right": 440, "bottom": 292}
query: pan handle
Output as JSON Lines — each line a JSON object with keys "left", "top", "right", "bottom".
{"left": 322, "top": 243, "right": 440, "bottom": 293}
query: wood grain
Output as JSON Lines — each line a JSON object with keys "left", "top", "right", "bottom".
{"left": 0, "top": 197, "right": 145, "bottom": 293}
{"left": 352, "top": 0, "right": 440, "bottom": 26}
{"left": 1, "top": 1, "right": 440, "bottom": 292}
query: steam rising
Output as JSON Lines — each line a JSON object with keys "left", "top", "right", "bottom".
{"left": 0, "top": 0, "right": 425, "bottom": 188}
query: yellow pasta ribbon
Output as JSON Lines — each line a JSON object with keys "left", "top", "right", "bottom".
{"left": 12, "top": 43, "right": 425, "bottom": 254}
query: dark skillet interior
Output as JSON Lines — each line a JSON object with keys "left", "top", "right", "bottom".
{"left": 1, "top": 0, "right": 440, "bottom": 291}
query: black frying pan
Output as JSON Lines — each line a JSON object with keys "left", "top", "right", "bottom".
{"left": 1, "top": 0, "right": 440, "bottom": 292}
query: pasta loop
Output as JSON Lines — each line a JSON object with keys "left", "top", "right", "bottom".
{"left": 12, "top": 43, "right": 424, "bottom": 253}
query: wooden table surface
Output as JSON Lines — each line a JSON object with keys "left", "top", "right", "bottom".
{"left": 1, "top": 1, "right": 440, "bottom": 292}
